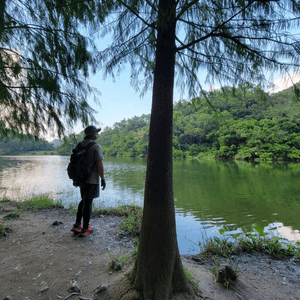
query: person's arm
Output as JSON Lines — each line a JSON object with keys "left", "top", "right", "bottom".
{"left": 96, "top": 160, "right": 106, "bottom": 190}
{"left": 97, "top": 160, "right": 105, "bottom": 180}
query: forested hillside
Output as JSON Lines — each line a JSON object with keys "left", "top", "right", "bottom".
{"left": 98, "top": 84, "right": 300, "bottom": 162}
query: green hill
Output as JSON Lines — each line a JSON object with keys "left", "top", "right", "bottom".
{"left": 98, "top": 83, "right": 300, "bottom": 162}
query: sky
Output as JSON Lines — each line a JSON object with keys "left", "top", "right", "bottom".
{"left": 271, "top": 73, "right": 300, "bottom": 94}
{"left": 68, "top": 66, "right": 186, "bottom": 136}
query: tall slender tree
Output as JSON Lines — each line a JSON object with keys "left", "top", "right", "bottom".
{"left": 97, "top": 0, "right": 300, "bottom": 298}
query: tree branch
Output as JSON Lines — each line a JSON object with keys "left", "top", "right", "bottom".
{"left": 176, "top": 0, "right": 199, "bottom": 21}
{"left": 176, "top": 0, "right": 257, "bottom": 51}
{"left": 118, "top": 0, "right": 156, "bottom": 29}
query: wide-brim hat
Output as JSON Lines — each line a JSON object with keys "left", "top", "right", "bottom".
{"left": 84, "top": 125, "right": 101, "bottom": 137}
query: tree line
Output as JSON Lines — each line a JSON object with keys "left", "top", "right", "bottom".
{"left": 0, "top": 135, "right": 55, "bottom": 155}
{"left": 2, "top": 82, "right": 300, "bottom": 161}
{"left": 98, "top": 84, "right": 300, "bottom": 162}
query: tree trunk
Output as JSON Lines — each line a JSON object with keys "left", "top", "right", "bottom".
{"left": 132, "top": 0, "right": 193, "bottom": 298}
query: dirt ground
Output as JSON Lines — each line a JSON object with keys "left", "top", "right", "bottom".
{"left": 1, "top": 201, "right": 300, "bottom": 300}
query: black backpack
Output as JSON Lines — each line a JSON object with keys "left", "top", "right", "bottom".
{"left": 67, "top": 141, "right": 96, "bottom": 183}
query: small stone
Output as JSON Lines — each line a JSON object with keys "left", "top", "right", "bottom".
{"left": 52, "top": 221, "right": 63, "bottom": 226}
{"left": 3, "top": 296, "right": 13, "bottom": 300}
{"left": 40, "top": 286, "right": 49, "bottom": 292}
{"left": 112, "top": 260, "right": 122, "bottom": 271}
{"left": 94, "top": 284, "right": 109, "bottom": 294}
{"left": 214, "top": 263, "right": 237, "bottom": 284}
{"left": 68, "top": 281, "right": 81, "bottom": 293}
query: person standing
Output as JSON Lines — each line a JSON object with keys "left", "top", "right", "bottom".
{"left": 71, "top": 125, "right": 106, "bottom": 237}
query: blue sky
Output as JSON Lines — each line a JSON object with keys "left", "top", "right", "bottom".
{"left": 88, "top": 69, "right": 153, "bottom": 128}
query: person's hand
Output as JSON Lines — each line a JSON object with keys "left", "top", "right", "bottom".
{"left": 101, "top": 179, "right": 106, "bottom": 190}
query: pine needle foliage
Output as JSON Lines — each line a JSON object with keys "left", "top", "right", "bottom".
{"left": 0, "top": 0, "right": 114, "bottom": 138}
{"left": 97, "top": 0, "right": 300, "bottom": 99}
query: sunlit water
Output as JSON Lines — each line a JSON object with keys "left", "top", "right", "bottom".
{"left": 1, "top": 155, "right": 300, "bottom": 254}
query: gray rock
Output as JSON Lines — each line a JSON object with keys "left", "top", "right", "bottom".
{"left": 111, "top": 260, "right": 122, "bottom": 271}
{"left": 68, "top": 280, "right": 81, "bottom": 293}
{"left": 52, "top": 221, "right": 63, "bottom": 226}
{"left": 40, "top": 286, "right": 49, "bottom": 292}
{"left": 94, "top": 284, "right": 109, "bottom": 294}
{"left": 215, "top": 263, "right": 237, "bottom": 284}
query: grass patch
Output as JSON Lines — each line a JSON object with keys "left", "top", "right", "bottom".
{"left": 94, "top": 205, "right": 142, "bottom": 217}
{"left": 68, "top": 202, "right": 78, "bottom": 214}
{"left": 112, "top": 253, "right": 130, "bottom": 265}
{"left": 120, "top": 212, "right": 142, "bottom": 236}
{"left": 0, "top": 196, "right": 10, "bottom": 202}
{"left": 3, "top": 211, "right": 21, "bottom": 220}
{"left": 0, "top": 223, "right": 12, "bottom": 236}
{"left": 18, "top": 195, "right": 63, "bottom": 210}
{"left": 183, "top": 267, "right": 199, "bottom": 293}
{"left": 200, "top": 227, "right": 300, "bottom": 261}
{"left": 95, "top": 205, "right": 143, "bottom": 236}
{"left": 106, "top": 249, "right": 131, "bottom": 271}
{"left": 0, "top": 223, "right": 5, "bottom": 235}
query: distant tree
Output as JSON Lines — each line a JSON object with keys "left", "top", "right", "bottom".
{"left": 0, "top": 0, "right": 107, "bottom": 138}
{"left": 0, "top": 134, "right": 54, "bottom": 154}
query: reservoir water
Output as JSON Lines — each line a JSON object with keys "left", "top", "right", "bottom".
{"left": 1, "top": 155, "right": 300, "bottom": 254}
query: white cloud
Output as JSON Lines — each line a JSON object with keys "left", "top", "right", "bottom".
{"left": 270, "top": 73, "right": 300, "bottom": 93}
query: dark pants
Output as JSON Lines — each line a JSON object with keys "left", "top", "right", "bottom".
{"left": 75, "top": 183, "right": 99, "bottom": 229}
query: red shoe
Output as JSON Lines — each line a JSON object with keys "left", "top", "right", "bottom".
{"left": 71, "top": 224, "right": 82, "bottom": 234}
{"left": 79, "top": 225, "right": 94, "bottom": 237}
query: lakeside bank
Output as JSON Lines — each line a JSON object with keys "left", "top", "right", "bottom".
{"left": 1, "top": 197, "right": 300, "bottom": 299}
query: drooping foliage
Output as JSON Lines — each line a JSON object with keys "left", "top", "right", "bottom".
{"left": 0, "top": 0, "right": 115, "bottom": 138}
{"left": 98, "top": 0, "right": 300, "bottom": 99}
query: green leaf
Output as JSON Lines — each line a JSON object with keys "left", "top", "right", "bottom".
{"left": 219, "top": 229, "right": 227, "bottom": 235}
{"left": 214, "top": 237, "right": 221, "bottom": 244}
{"left": 252, "top": 226, "right": 266, "bottom": 236}
{"left": 232, "top": 233, "right": 242, "bottom": 238}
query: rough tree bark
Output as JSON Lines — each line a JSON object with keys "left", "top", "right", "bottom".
{"left": 132, "top": 0, "right": 193, "bottom": 299}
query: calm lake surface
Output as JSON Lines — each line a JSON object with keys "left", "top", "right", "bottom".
{"left": 1, "top": 155, "right": 300, "bottom": 254}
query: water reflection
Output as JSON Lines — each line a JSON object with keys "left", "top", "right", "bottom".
{"left": 0, "top": 156, "right": 146, "bottom": 208}
{"left": 174, "top": 160, "right": 300, "bottom": 228}
{"left": 0, "top": 156, "right": 300, "bottom": 254}
{"left": 0, "top": 156, "right": 73, "bottom": 201}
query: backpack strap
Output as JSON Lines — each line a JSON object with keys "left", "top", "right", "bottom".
{"left": 76, "top": 141, "right": 96, "bottom": 151}
{"left": 84, "top": 141, "right": 96, "bottom": 151}
{"left": 84, "top": 141, "right": 97, "bottom": 169}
